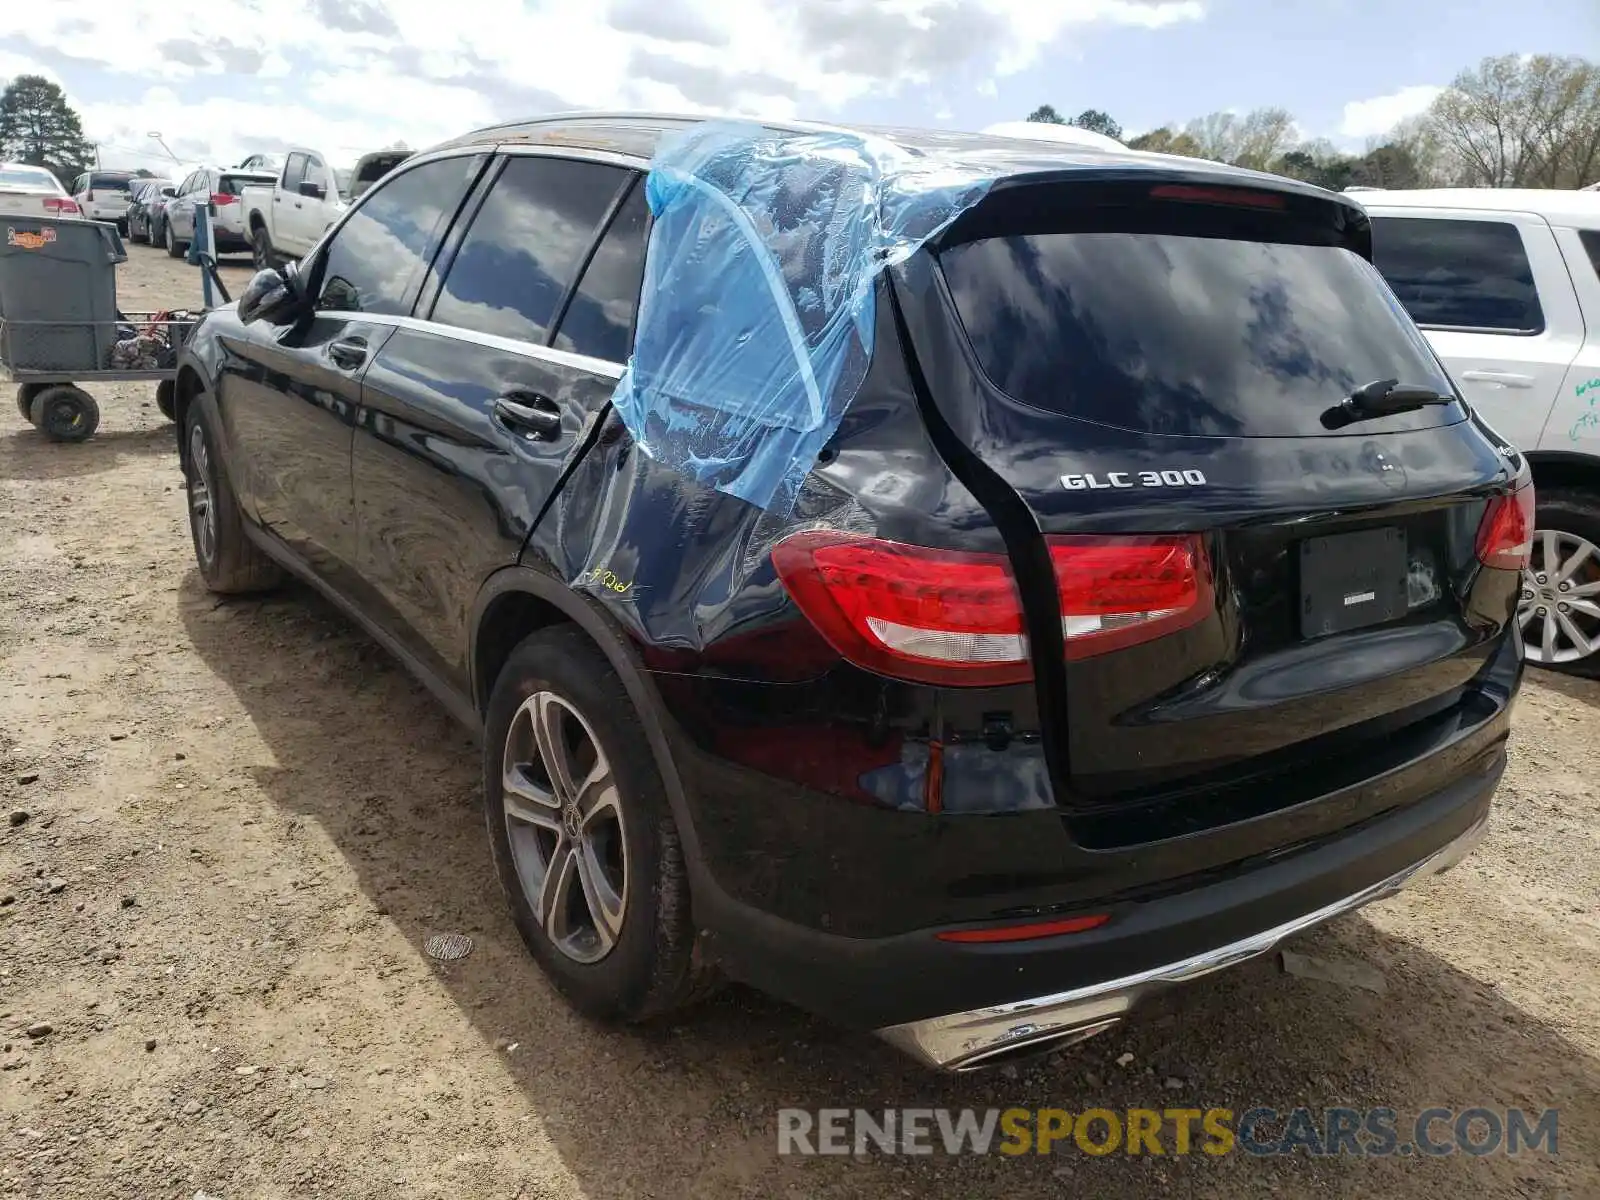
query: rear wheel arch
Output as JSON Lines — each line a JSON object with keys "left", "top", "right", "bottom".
{"left": 469, "top": 567, "right": 709, "bottom": 879}
{"left": 1526, "top": 450, "right": 1600, "bottom": 498}
{"left": 172, "top": 365, "right": 210, "bottom": 466}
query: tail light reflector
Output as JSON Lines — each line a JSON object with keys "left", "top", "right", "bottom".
{"left": 936, "top": 913, "right": 1110, "bottom": 943}
{"left": 1475, "top": 481, "right": 1535, "bottom": 569}
{"left": 210, "top": 192, "right": 238, "bottom": 206}
{"left": 771, "top": 531, "right": 1212, "bottom": 686}
{"left": 43, "top": 197, "right": 78, "bottom": 214}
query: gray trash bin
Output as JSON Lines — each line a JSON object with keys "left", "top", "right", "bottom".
{"left": 0, "top": 216, "right": 126, "bottom": 374}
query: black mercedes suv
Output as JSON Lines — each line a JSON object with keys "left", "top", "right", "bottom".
{"left": 172, "top": 113, "right": 1527, "bottom": 1071}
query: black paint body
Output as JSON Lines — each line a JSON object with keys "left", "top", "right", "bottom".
{"left": 175, "top": 116, "right": 1523, "bottom": 1031}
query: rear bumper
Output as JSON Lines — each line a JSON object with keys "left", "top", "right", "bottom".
{"left": 880, "top": 806, "right": 1489, "bottom": 1070}
{"left": 695, "top": 744, "right": 1503, "bottom": 1060}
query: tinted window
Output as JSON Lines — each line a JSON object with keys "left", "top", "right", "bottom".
{"left": 1369, "top": 217, "right": 1544, "bottom": 333}
{"left": 552, "top": 180, "right": 649, "bottom": 362}
{"left": 317, "top": 156, "right": 480, "bottom": 316}
{"left": 90, "top": 173, "right": 133, "bottom": 191}
{"left": 941, "top": 233, "right": 1456, "bottom": 438}
{"left": 282, "top": 154, "right": 308, "bottom": 192}
{"left": 431, "top": 156, "right": 629, "bottom": 344}
{"left": 1580, "top": 230, "right": 1600, "bottom": 282}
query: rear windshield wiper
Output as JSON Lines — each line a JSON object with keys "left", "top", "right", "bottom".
{"left": 1322, "top": 378, "right": 1454, "bottom": 429}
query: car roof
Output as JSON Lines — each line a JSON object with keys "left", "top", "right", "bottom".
{"left": 426, "top": 110, "right": 1353, "bottom": 205}
{"left": 1352, "top": 187, "right": 1600, "bottom": 228}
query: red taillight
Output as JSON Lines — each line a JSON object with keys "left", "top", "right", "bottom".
{"left": 771, "top": 531, "right": 1212, "bottom": 686}
{"left": 936, "top": 913, "right": 1111, "bottom": 944}
{"left": 771, "top": 532, "right": 1030, "bottom": 687}
{"left": 43, "top": 197, "right": 78, "bottom": 214}
{"left": 1475, "top": 481, "right": 1535, "bottom": 570}
{"left": 1048, "top": 534, "right": 1212, "bottom": 659}
{"left": 210, "top": 192, "right": 238, "bottom": 206}
{"left": 1150, "top": 183, "right": 1286, "bottom": 210}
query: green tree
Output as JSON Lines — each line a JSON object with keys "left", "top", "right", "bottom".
{"left": 1026, "top": 104, "right": 1065, "bottom": 124}
{"left": 1127, "top": 126, "right": 1205, "bottom": 157}
{"left": 1069, "top": 109, "right": 1123, "bottom": 140}
{"left": 0, "top": 75, "right": 93, "bottom": 186}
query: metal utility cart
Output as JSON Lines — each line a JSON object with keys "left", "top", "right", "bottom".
{"left": 0, "top": 214, "right": 222, "bottom": 442}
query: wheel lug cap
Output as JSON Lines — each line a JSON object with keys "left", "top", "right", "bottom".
{"left": 1558, "top": 582, "right": 1569, "bottom": 591}
{"left": 1537, "top": 607, "right": 1547, "bottom": 616}
{"left": 1536, "top": 575, "right": 1548, "bottom": 584}
{"left": 1558, "top": 603, "right": 1569, "bottom": 613}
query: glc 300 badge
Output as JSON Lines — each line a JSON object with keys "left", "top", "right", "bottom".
{"left": 1061, "top": 469, "right": 1208, "bottom": 491}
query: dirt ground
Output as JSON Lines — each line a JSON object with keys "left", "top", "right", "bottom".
{"left": 1, "top": 243, "right": 1598, "bottom": 1200}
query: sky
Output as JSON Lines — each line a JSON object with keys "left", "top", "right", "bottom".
{"left": 1, "top": 0, "right": 1597, "bottom": 178}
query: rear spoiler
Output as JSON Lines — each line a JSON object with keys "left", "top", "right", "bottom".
{"left": 934, "top": 167, "right": 1372, "bottom": 258}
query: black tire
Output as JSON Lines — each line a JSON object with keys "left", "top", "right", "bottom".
{"left": 1527, "top": 488, "right": 1600, "bottom": 678}
{"left": 252, "top": 226, "right": 275, "bottom": 270}
{"left": 483, "top": 627, "right": 715, "bottom": 1022}
{"left": 182, "top": 399, "right": 283, "bottom": 593}
{"left": 15, "top": 383, "right": 47, "bottom": 424}
{"left": 116, "top": 219, "right": 128, "bottom": 237}
{"left": 31, "top": 385, "right": 100, "bottom": 442}
{"left": 155, "top": 380, "right": 177, "bottom": 422}
{"left": 165, "top": 221, "right": 186, "bottom": 259}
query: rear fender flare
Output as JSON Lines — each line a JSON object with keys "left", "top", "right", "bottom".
{"left": 468, "top": 564, "right": 711, "bottom": 885}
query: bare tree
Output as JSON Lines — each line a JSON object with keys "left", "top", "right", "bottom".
{"left": 1424, "top": 54, "right": 1600, "bottom": 188}
{"left": 1181, "top": 108, "right": 1296, "bottom": 171}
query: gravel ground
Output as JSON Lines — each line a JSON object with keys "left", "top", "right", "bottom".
{"left": 1, "top": 243, "right": 1598, "bottom": 1199}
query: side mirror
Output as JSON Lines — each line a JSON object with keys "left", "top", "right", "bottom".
{"left": 297, "top": 180, "right": 326, "bottom": 200}
{"left": 161, "top": 185, "right": 177, "bottom": 198}
{"left": 237, "top": 265, "right": 303, "bottom": 326}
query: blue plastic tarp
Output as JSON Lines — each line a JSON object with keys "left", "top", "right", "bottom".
{"left": 611, "top": 120, "right": 994, "bottom": 513}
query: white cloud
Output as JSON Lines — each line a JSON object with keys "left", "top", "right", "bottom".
{"left": 4, "top": 0, "right": 1208, "bottom": 170}
{"left": 1338, "top": 84, "right": 1444, "bottom": 140}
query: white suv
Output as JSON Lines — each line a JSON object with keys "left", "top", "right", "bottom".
{"left": 68, "top": 169, "right": 141, "bottom": 232}
{"left": 1361, "top": 188, "right": 1600, "bottom": 675}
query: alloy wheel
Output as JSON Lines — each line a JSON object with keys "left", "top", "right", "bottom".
{"left": 187, "top": 424, "right": 217, "bottom": 566}
{"left": 501, "top": 691, "right": 628, "bottom": 964}
{"left": 1519, "top": 528, "right": 1600, "bottom": 665}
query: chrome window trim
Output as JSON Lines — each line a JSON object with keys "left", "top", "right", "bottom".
{"left": 348, "top": 312, "right": 626, "bottom": 380}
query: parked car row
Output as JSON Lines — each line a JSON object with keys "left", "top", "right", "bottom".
{"left": 17, "top": 147, "right": 413, "bottom": 264}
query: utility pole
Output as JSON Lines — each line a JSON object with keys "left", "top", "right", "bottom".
{"left": 93, "top": 143, "right": 101, "bottom": 168}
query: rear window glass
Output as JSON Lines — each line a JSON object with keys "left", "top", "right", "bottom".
{"left": 0, "top": 167, "right": 57, "bottom": 189}
{"left": 218, "top": 174, "right": 272, "bottom": 195}
{"left": 1369, "top": 217, "right": 1544, "bottom": 334}
{"left": 940, "top": 233, "right": 1456, "bottom": 438}
{"left": 90, "top": 173, "right": 134, "bottom": 191}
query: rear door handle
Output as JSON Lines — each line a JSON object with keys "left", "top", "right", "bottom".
{"left": 1460, "top": 370, "right": 1536, "bottom": 388}
{"left": 494, "top": 393, "right": 563, "bottom": 440}
{"left": 328, "top": 336, "right": 367, "bottom": 370}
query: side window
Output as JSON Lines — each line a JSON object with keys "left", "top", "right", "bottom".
{"left": 1579, "top": 229, "right": 1600, "bottom": 283}
{"left": 282, "top": 154, "right": 308, "bottom": 193}
{"left": 315, "top": 155, "right": 481, "bottom": 316}
{"left": 305, "top": 156, "right": 328, "bottom": 192}
{"left": 551, "top": 179, "right": 649, "bottom": 362}
{"left": 429, "top": 156, "right": 629, "bottom": 344}
{"left": 1369, "top": 216, "right": 1545, "bottom": 334}
{"left": 72, "top": 175, "right": 85, "bottom": 194}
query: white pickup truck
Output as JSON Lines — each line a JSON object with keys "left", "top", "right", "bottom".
{"left": 1360, "top": 188, "right": 1600, "bottom": 675}
{"left": 241, "top": 146, "right": 411, "bottom": 267}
